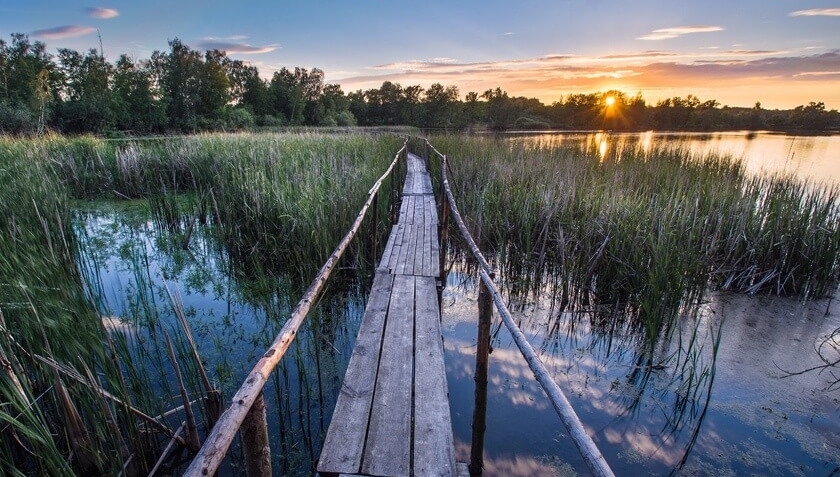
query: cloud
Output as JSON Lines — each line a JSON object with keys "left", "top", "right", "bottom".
{"left": 86, "top": 7, "right": 119, "bottom": 19}
{"left": 32, "top": 25, "right": 96, "bottom": 39}
{"left": 790, "top": 8, "right": 840, "bottom": 17}
{"left": 637, "top": 25, "right": 724, "bottom": 41}
{"left": 333, "top": 50, "right": 840, "bottom": 108}
{"left": 196, "top": 37, "right": 279, "bottom": 54}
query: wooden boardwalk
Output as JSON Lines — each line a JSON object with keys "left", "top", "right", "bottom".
{"left": 317, "top": 153, "right": 456, "bottom": 477}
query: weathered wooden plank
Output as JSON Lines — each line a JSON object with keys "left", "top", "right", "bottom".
{"left": 361, "top": 275, "right": 415, "bottom": 477}
{"left": 413, "top": 276, "right": 455, "bottom": 477}
{"left": 413, "top": 192, "right": 426, "bottom": 273}
{"left": 317, "top": 273, "right": 395, "bottom": 476}
{"left": 397, "top": 196, "right": 418, "bottom": 275}
{"left": 387, "top": 222, "right": 407, "bottom": 272}
{"left": 377, "top": 225, "right": 399, "bottom": 272}
{"left": 421, "top": 195, "right": 434, "bottom": 277}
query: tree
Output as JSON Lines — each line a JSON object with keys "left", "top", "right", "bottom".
{"left": 198, "top": 49, "right": 231, "bottom": 120}
{"left": 423, "top": 83, "right": 460, "bottom": 128}
{"left": 112, "top": 54, "right": 165, "bottom": 132}
{"left": 55, "top": 48, "right": 113, "bottom": 133}
{"left": 0, "top": 34, "right": 58, "bottom": 133}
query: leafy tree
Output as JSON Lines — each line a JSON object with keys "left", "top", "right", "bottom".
{"left": 423, "top": 83, "right": 460, "bottom": 128}
{"left": 55, "top": 48, "right": 113, "bottom": 133}
{"left": 112, "top": 54, "right": 165, "bottom": 132}
{"left": 0, "top": 34, "right": 58, "bottom": 133}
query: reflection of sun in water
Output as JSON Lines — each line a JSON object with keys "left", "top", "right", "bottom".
{"left": 605, "top": 95, "right": 616, "bottom": 107}
{"left": 595, "top": 132, "right": 609, "bottom": 160}
{"left": 640, "top": 130, "right": 654, "bottom": 152}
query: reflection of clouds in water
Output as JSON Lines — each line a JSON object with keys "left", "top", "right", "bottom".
{"left": 442, "top": 257, "right": 840, "bottom": 475}
{"left": 453, "top": 440, "right": 580, "bottom": 477}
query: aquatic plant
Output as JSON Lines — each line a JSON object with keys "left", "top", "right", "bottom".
{"left": 430, "top": 135, "right": 840, "bottom": 341}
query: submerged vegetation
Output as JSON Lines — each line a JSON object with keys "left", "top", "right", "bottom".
{"left": 432, "top": 135, "right": 840, "bottom": 342}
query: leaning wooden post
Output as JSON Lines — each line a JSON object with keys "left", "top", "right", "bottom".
{"left": 370, "top": 192, "right": 379, "bottom": 265}
{"left": 469, "top": 272, "right": 494, "bottom": 476}
{"left": 240, "top": 391, "right": 271, "bottom": 477}
{"left": 439, "top": 155, "right": 450, "bottom": 283}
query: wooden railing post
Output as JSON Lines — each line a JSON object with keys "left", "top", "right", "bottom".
{"left": 241, "top": 391, "right": 271, "bottom": 477}
{"left": 370, "top": 192, "right": 379, "bottom": 265}
{"left": 469, "top": 273, "right": 493, "bottom": 476}
{"left": 439, "top": 154, "right": 450, "bottom": 283}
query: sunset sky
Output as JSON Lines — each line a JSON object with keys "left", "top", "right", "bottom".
{"left": 2, "top": 0, "right": 840, "bottom": 109}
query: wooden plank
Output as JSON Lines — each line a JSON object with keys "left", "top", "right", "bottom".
{"left": 421, "top": 195, "right": 433, "bottom": 277}
{"left": 387, "top": 222, "right": 406, "bottom": 272}
{"left": 397, "top": 196, "right": 418, "bottom": 275}
{"left": 361, "top": 275, "right": 415, "bottom": 477}
{"left": 413, "top": 192, "right": 426, "bottom": 274}
{"left": 317, "top": 273, "right": 395, "bottom": 475}
{"left": 377, "top": 225, "right": 399, "bottom": 272}
{"left": 413, "top": 276, "right": 455, "bottom": 477}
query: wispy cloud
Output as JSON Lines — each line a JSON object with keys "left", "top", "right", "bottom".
{"left": 637, "top": 25, "right": 724, "bottom": 41}
{"left": 196, "top": 37, "right": 279, "bottom": 54}
{"left": 86, "top": 7, "right": 119, "bottom": 19}
{"left": 794, "top": 71, "right": 840, "bottom": 77}
{"left": 790, "top": 8, "right": 840, "bottom": 17}
{"left": 334, "top": 50, "right": 840, "bottom": 108}
{"left": 32, "top": 25, "right": 96, "bottom": 39}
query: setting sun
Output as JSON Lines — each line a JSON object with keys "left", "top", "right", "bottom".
{"left": 605, "top": 95, "right": 616, "bottom": 107}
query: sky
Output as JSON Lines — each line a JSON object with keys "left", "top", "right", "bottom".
{"left": 2, "top": 0, "right": 840, "bottom": 109}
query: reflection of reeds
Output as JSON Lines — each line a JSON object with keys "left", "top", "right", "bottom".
{"left": 435, "top": 135, "right": 840, "bottom": 341}
{"left": 1, "top": 131, "right": 398, "bottom": 475}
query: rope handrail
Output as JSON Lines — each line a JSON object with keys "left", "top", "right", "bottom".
{"left": 182, "top": 139, "right": 408, "bottom": 477}
{"left": 422, "top": 137, "right": 617, "bottom": 477}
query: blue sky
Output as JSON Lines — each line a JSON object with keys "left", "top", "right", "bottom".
{"left": 2, "top": 0, "right": 840, "bottom": 108}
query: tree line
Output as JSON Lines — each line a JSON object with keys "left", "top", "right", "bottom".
{"left": 1, "top": 33, "right": 838, "bottom": 135}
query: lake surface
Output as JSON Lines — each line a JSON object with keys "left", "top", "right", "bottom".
{"left": 78, "top": 133, "right": 840, "bottom": 476}
{"left": 507, "top": 131, "right": 840, "bottom": 186}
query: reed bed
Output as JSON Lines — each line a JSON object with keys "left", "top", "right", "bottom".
{"left": 0, "top": 131, "right": 403, "bottom": 475}
{"left": 41, "top": 132, "right": 402, "bottom": 273}
{"left": 431, "top": 135, "right": 840, "bottom": 341}
{"left": 0, "top": 139, "right": 149, "bottom": 476}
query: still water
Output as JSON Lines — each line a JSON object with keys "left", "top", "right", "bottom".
{"left": 508, "top": 131, "right": 840, "bottom": 185}
{"left": 79, "top": 132, "right": 840, "bottom": 476}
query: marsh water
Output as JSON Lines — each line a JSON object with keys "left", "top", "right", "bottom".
{"left": 78, "top": 132, "right": 840, "bottom": 476}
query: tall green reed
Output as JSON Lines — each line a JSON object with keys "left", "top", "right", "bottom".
{"left": 431, "top": 135, "right": 840, "bottom": 342}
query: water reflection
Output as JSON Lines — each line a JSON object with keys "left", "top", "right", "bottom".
{"left": 75, "top": 205, "right": 369, "bottom": 476}
{"left": 508, "top": 131, "right": 840, "bottom": 184}
{"left": 442, "top": 260, "right": 840, "bottom": 476}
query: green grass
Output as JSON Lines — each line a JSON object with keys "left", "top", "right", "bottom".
{"left": 430, "top": 134, "right": 840, "bottom": 342}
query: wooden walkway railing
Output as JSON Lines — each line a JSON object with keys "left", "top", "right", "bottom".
{"left": 423, "top": 138, "right": 617, "bottom": 477}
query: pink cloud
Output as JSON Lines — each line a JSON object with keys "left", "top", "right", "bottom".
{"left": 637, "top": 25, "right": 724, "bottom": 41}
{"left": 86, "top": 7, "right": 119, "bottom": 19}
{"left": 32, "top": 25, "right": 96, "bottom": 40}
{"left": 197, "top": 38, "right": 279, "bottom": 54}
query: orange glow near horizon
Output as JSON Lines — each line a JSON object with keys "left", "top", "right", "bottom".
{"left": 605, "top": 95, "right": 616, "bottom": 107}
